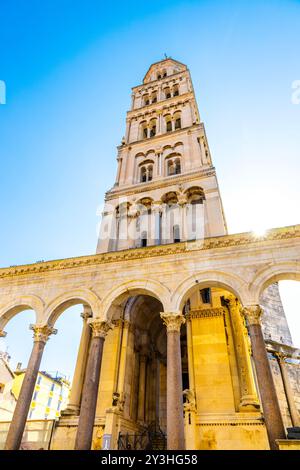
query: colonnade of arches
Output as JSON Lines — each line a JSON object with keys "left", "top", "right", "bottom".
{"left": 139, "top": 111, "right": 182, "bottom": 141}
{"left": 1, "top": 266, "right": 300, "bottom": 450}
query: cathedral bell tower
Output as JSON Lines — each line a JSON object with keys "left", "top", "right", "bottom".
{"left": 97, "top": 58, "right": 227, "bottom": 253}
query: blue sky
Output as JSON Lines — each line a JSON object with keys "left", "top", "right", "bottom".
{"left": 0, "top": 0, "right": 299, "bottom": 378}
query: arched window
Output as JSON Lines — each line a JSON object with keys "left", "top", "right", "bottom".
{"left": 139, "top": 161, "right": 154, "bottom": 183}
{"left": 175, "top": 158, "right": 181, "bottom": 174}
{"left": 140, "top": 166, "right": 147, "bottom": 183}
{"left": 140, "top": 121, "right": 148, "bottom": 140}
{"left": 173, "top": 225, "right": 180, "bottom": 243}
{"left": 165, "top": 115, "right": 172, "bottom": 132}
{"left": 143, "top": 94, "right": 150, "bottom": 106}
{"left": 149, "top": 119, "right": 156, "bottom": 137}
{"left": 168, "top": 160, "right": 175, "bottom": 176}
{"left": 175, "top": 117, "right": 181, "bottom": 130}
{"left": 173, "top": 85, "right": 179, "bottom": 97}
{"left": 162, "top": 69, "right": 167, "bottom": 78}
{"left": 157, "top": 73, "right": 162, "bottom": 80}
{"left": 151, "top": 93, "right": 157, "bottom": 104}
{"left": 166, "top": 155, "right": 181, "bottom": 176}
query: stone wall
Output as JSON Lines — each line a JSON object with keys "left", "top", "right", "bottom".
{"left": 260, "top": 283, "right": 293, "bottom": 346}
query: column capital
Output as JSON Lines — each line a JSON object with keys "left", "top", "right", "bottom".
{"left": 177, "top": 196, "right": 188, "bottom": 207}
{"left": 241, "top": 305, "right": 263, "bottom": 326}
{"left": 89, "top": 319, "right": 113, "bottom": 338}
{"left": 30, "top": 324, "right": 57, "bottom": 343}
{"left": 160, "top": 312, "right": 185, "bottom": 332}
{"left": 0, "top": 330, "right": 7, "bottom": 338}
{"left": 81, "top": 305, "right": 92, "bottom": 321}
{"left": 152, "top": 201, "right": 162, "bottom": 214}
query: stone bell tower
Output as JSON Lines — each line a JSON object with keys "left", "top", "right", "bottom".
{"left": 97, "top": 58, "right": 227, "bottom": 253}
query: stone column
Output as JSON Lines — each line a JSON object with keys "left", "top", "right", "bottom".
{"left": 75, "top": 319, "right": 113, "bottom": 450}
{"left": 152, "top": 202, "right": 162, "bottom": 245}
{"left": 275, "top": 352, "right": 300, "bottom": 427}
{"left": 242, "top": 306, "right": 286, "bottom": 450}
{"left": 63, "top": 306, "right": 92, "bottom": 415}
{"left": 160, "top": 312, "right": 186, "bottom": 450}
{"left": 4, "top": 324, "right": 57, "bottom": 450}
{"left": 226, "top": 297, "right": 259, "bottom": 410}
{"left": 137, "top": 352, "right": 147, "bottom": 423}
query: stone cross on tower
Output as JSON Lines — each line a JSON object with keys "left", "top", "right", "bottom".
{"left": 97, "top": 58, "right": 227, "bottom": 253}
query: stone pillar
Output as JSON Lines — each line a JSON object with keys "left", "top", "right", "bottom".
{"left": 63, "top": 306, "right": 92, "bottom": 415}
{"left": 242, "top": 306, "right": 286, "bottom": 450}
{"left": 4, "top": 324, "right": 57, "bottom": 450}
{"left": 75, "top": 319, "right": 113, "bottom": 450}
{"left": 137, "top": 353, "right": 147, "bottom": 423}
{"left": 178, "top": 196, "right": 187, "bottom": 242}
{"left": 226, "top": 297, "right": 259, "bottom": 410}
{"left": 275, "top": 353, "right": 300, "bottom": 427}
{"left": 160, "top": 312, "right": 186, "bottom": 450}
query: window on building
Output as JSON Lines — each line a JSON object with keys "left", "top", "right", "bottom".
{"left": 47, "top": 397, "right": 52, "bottom": 408}
{"left": 141, "top": 231, "right": 147, "bottom": 247}
{"left": 168, "top": 160, "right": 175, "bottom": 176}
{"left": 151, "top": 94, "right": 157, "bottom": 103}
{"left": 175, "top": 159, "right": 181, "bottom": 174}
{"left": 140, "top": 167, "right": 147, "bottom": 183}
{"left": 33, "top": 391, "right": 38, "bottom": 401}
{"left": 143, "top": 127, "right": 148, "bottom": 139}
{"left": 150, "top": 125, "right": 156, "bottom": 137}
{"left": 173, "top": 225, "right": 180, "bottom": 243}
{"left": 166, "top": 120, "right": 172, "bottom": 132}
{"left": 37, "top": 375, "right": 42, "bottom": 385}
{"left": 200, "top": 288, "right": 211, "bottom": 304}
{"left": 173, "top": 86, "right": 179, "bottom": 97}
{"left": 148, "top": 165, "right": 153, "bottom": 181}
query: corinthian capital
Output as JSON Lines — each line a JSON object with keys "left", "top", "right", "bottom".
{"left": 241, "top": 305, "right": 263, "bottom": 326}
{"left": 89, "top": 319, "right": 113, "bottom": 338}
{"left": 30, "top": 324, "right": 57, "bottom": 343}
{"left": 160, "top": 312, "right": 185, "bottom": 332}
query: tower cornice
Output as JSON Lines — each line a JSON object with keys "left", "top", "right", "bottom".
{"left": 105, "top": 167, "right": 216, "bottom": 201}
{"left": 117, "top": 123, "right": 203, "bottom": 151}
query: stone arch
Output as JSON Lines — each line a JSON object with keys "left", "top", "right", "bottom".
{"left": 171, "top": 271, "right": 249, "bottom": 312}
{"left": 0, "top": 295, "right": 44, "bottom": 331}
{"left": 44, "top": 288, "right": 102, "bottom": 327}
{"left": 249, "top": 261, "right": 300, "bottom": 304}
{"left": 101, "top": 279, "right": 171, "bottom": 321}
